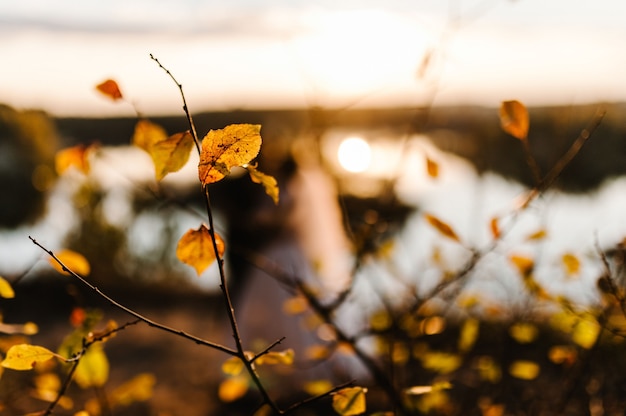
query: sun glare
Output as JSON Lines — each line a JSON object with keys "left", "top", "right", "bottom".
{"left": 337, "top": 136, "right": 371, "bottom": 173}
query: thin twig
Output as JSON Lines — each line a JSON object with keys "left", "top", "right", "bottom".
{"left": 251, "top": 337, "right": 287, "bottom": 364}
{"left": 282, "top": 380, "right": 356, "bottom": 415}
{"left": 29, "top": 237, "right": 237, "bottom": 356}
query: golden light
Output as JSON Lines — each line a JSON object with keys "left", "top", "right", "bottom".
{"left": 337, "top": 136, "right": 371, "bottom": 173}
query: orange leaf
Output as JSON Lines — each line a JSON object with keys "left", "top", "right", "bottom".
{"left": 50, "top": 249, "right": 91, "bottom": 276}
{"left": 426, "top": 157, "right": 439, "bottom": 178}
{"left": 247, "top": 165, "right": 279, "bottom": 204}
{"left": 176, "top": 225, "right": 225, "bottom": 276}
{"left": 489, "top": 217, "right": 501, "bottom": 239}
{"left": 562, "top": 253, "right": 581, "bottom": 276}
{"left": 198, "top": 124, "right": 262, "bottom": 185}
{"left": 55, "top": 144, "right": 96, "bottom": 175}
{"left": 509, "top": 254, "right": 534, "bottom": 277}
{"left": 526, "top": 229, "right": 547, "bottom": 241}
{"left": 95, "top": 79, "right": 123, "bottom": 101}
{"left": 499, "top": 100, "right": 529, "bottom": 140}
{"left": 132, "top": 121, "right": 194, "bottom": 181}
{"left": 424, "top": 214, "right": 460, "bottom": 243}
{"left": 218, "top": 376, "right": 249, "bottom": 402}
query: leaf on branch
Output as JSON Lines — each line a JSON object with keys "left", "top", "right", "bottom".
{"left": 509, "top": 322, "right": 538, "bottom": 344}
{"left": 562, "top": 253, "right": 581, "bottom": 277}
{"left": 332, "top": 386, "right": 367, "bottom": 416}
{"left": 49, "top": 249, "right": 91, "bottom": 276}
{"left": 74, "top": 343, "right": 109, "bottom": 389}
{"left": 0, "top": 276, "right": 15, "bottom": 299}
{"left": 96, "top": 79, "right": 123, "bottom": 101}
{"left": 303, "top": 379, "right": 334, "bottom": 396}
{"left": 247, "top": 164, "right": 280, "bottom": 204}
{"left": 222, "top": 356, "right": 244, "bottom": 376}
{"left": 55, "top": 144, "right": 97, "bottom": 175}
{"left": 509, "top": 254, "right": 534, "bottom": 277}
{"left": 508, "top": 360, "right": 540, "bottom": 380}
{"left": 489, "top": 217, "right": 501, "bottom": 240}
{"left": 218, "top": 376, "right": 249, "bottom": 402}
{"left": 255, "top": 349, "right": 294, "bottom": 366}
{"left": 176, "top": 225, "right": 225, "bottom": 276}
{"left": 499, "top": 100, "right": 529, "bottom": 140}
{"left": 132, "top": 120, "right": 194, "bottom": 181}
{"left": 424, "top": 214, "right": 460, "bottom": 243}
{"left": 2, "top": 344, "right": 57, "bottom": 370}
{"left": 426, "top": 157, "right": 439, "bottom": 178}
{"left": 198, "top": 124, "right": 262, "bottom": 185}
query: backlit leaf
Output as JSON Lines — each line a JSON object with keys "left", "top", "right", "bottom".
{"left": 55, "top": 144, "right": 96, "bottom": 175}
{"left": 256, "top": 349, "right": 294, "bottom": 366}
{"left": 132, "top": 120, "right": 194, "bottom": 181}
{"left": 562, "top": 253, "right": 581, "bottom": 276}
{"left": 74, "top": 343, "right": 109, "bottom": 388}
{"left": 421, "top": 352, "right": 462, "bottom": 374}
{"left": 0, "top": 276, "right": 14, "bottom": 299}
{"left": 509, "top": 322, "right": 538, "bottom": 343}
{"left": 218, "top": 376, "right": 249, "bottom": 402}
{"left": 305, "top": 344, "right": 330, "bottom": 361}
{"left": 303, "top": 379, "right": 334, "bottom": 396}
{"left": 332, "top": 386, "right": 367, "bottom": 416}
{"left": 526, "top": 229, "right": 547, "bottom": 241}
{"left": 176, "top": 225, "right": 225, "bottom": 276}
{"left": 110, "top": 373, "right": 156, "bottom": 406}
{"left": 199, "top": 124, "right": 262, "bottom": 185}
{"left": 572, "top": 318, "right": 601, "bottom": 349}
{"left": 509, "top": 254, "right": 534, "bottom": 277}
{"left": 424, "top": 214, "right": 460, "bottom": 243}
{"left": 426, "top": 157, "right": 439, "bottom": 178}
{"left": 247, "top": 165, "right": 279, "bottom": 204}
{"left": 458, "top": 318, "right": 479, "bottom": 353}
{"left": 548, "top": 345, "right": 577, "bottom": 366}
{"left": 49, "top": 249, "right": 91, "bottom": 276}
{"left": 489, "top": 217, "right": 501, "bottom": 239}
{"left": 2, "top": 344, "right": 56, "bottom": 370}
{"left": 474, "top": 356, "right": 501, "bottom": 383}
{"left": 95, "top": 79, "right": 123, "bottom": 101}
{"left": 282, "top": 296, "right": 308, "bottom": 315}
{"left": 499, "top": 100, "right": 529, "bottom": 140}
{"left": 222, "top": 356, "right": 244, "bottom": 376}
{"left": 508, "top": 360, "right": 539, "bottom": 380}
{"left": 370, "top": 310, "right": 392, "bottom": 332}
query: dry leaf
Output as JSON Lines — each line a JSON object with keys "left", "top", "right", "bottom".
{"left": 50, "top": 249, "right": 91, "bottom": 276}
{"left": 562, "top": 253, "right": 581, "bottom": 276}
{"left": 247, "top": 165, "right": 279, "bottom": 204}
{"left": 332, "top": 386, "right": 367, "bottom": 416}
{"left": 489, "top": 217, "right": 501, "bottom": 239}
{"left": 499, "top": 100, "right": 529, "bottom": 140}
{"left": 176, "top": 225, "right": 225, "bottom": 276}
{"left": 55, "top": 144, "right": 96, "bottom": 175}
{"left": 96, "top": 79, "right": 123, "bottom": 101}
{"left": 424, "top": 214, "right": 460, "bottom": 243}
{"left": 426, "top": 157, "right": 439, "bottom": 178}
{"left": 198, "top": 124, "right": 262, "bottom": 185}
{"left": 509, "top": 254, "right": 534, "bottom": 277}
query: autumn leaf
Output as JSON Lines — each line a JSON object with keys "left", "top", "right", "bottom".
{"left": 2, "top": 344, "right": 57, "bottom": 370}
{"left": 304, "top": 379, "right": 334, "bottom": 396}
{"left": 572, "top": 318, "right": 600, "bottom": 349}
{"left": 198, "top": 124, "right": 262, "bottom": 185}
{"left": 74, "top": 343, "right": 109, "bottom": 388}
{"left": 332, "top": 386, "right": 367, "bottom": 416}
{"left": 282, "top": 296, "right": 308, "bottom": 315}
{"left": 421, "top": 352, "right": 462, "bottom": 374}
{"left": 255, "top": 349, "right": 294, "bottom": 366}
{"left": 509, "top": 360, "right": 540, "bottom": 380}
{"left": 55, "top": 144, "right": 97, "bottom": 175}
{"left": 0, "top": 276, "right": 14, "bottom": 299}
{"left": 526, "top": 229, "right": 547, "bottom": 241}
{"left": 49, "top": 249, "right": 91, "bottom": 276}
{"left": 562, "top": 253, "right": 581, "bottom": 276}
{"left": 509, "top": 322, "right": 538, "bottom": 343}
{"left": 218, "top": 376, "right": 249, "bottom": 402}
{"left": 96, "top": 79, "right": 123, "bottom": 101}
{"left": 424, "top": 214, "right": 460, "bottom": 243}
{"left": 458, "top": 318, "right": 479, "bottom": 353}
{"left": 222, "top": 356, "right": 245, "bottom": 376}
{"left": 499, "top": 100, "right": 529, "bottom": 140}
{"left": 548, "top": 345, "right": 577, "bottom": 366}
{"left": 426, "top": 157, "right": 439, "bottom": 178}
{"left": 132, "top": 120, "right": 194, "bottom": 181}
{"left": 247, "top": 164, "right": 279, "bottom": 204}
{"left": 176, "top": 225, "right": 225, "bottom": 276}
{"left": 509, "top": 254, "right": 534, "bottom": 277}
{"left": 474, "top": 356, "right": 501, "bottom": 383}
{"left": 489, "top": 217, "right": 501, "bottom": 239}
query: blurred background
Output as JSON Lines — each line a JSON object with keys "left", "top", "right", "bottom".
{"left": 1, "top": 1, "right": 626, "bottom": 414}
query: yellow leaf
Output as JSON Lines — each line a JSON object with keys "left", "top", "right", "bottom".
{"left": 508, "top": 360, "right": 539, "bottom": 380}
{"left": 109, "top": 373, "right": 156, "bottom": 406}
{"left": 55, "top": 144, "right": 96, "bottom": 175}
{"left": 222, "top": 356, "right": 244, "bottom": 376}
{"left": 282, "top": 296, "right": 308, "bottom": 315}
{"left": 474, "top": 356, "right": 501, "bottom": 383}
{"left": 562, "top": 253, "right": 581, "bottom": 277}
{"left": 509, "top": 254, "right": 534, "bottom": 277}
{"left": 303, "top": 379, "right": 334, "bottom": 396}
{"left": 426, "top": 157, "right": 439, "bottom": 178}
{"left": 255, "top": 349, "right": 294, "bottom": 365}
{"left": 176, "top": 225, "right": 225, "bottom": 276}
{"left": 421, "top": 352, "right": 462, "bottom": 374}
{"left": 0, "top": 276, "right": 14, "bottom": 299}
{"left": 509, "top": 322, "right": 538, "bottom": 344}
{"left": 32, "top": 373, "right": 74, "bottom": 409}
{"left": 247, "top": 165, "right": 280, "bottom": 204}
{"left": 218, "top": 376, "right": 249, "bottom": 402}
{"left": 526, "top": 229, "right": 547, "bottom": 241}
{"left": 572, "top": 318, "right": 601, "bottom": 349}
{"left": 74, "top": 343, "right": 109, "bottom": 389}
{"left": 2, "top": 344, "right": 56, "bottom": 370}
{"left": 369, "top": 310, "right": 392, "bottom": 332}
{"left": 95, "top": 79, "right": 123, "bottom": 101}
{"left": 458, "top": 318, "right": 479, "bottom": 353}
{"left": 332, "top": 386, "right": 367, "bottom": 416}
{"left": 499, "top": 100, "right": 529, "bottom": 140}
{"left": 49, "top": 249, "right": 91, "bottom": 276}
{"left": 489, "top": 217, "right": 501, "bottom": 240}
{"left": 132, "top": 120, "right": 194, "bottom": 181}
{"left": 198, "top": 124, "right": 262, "bottom": 185}
{"left": 305, "top": 344, "right": 330, "bottom": 361}
{"left": 424, "top": 214, "right": 460, "bottom": 243}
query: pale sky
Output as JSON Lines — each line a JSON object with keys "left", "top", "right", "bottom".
{"left": 1, "top": 0, "right": 625, "bottom": 116}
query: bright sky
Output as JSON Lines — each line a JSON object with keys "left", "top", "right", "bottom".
{"left": 1, "top": 0, "right": 625, "bottom": 116}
